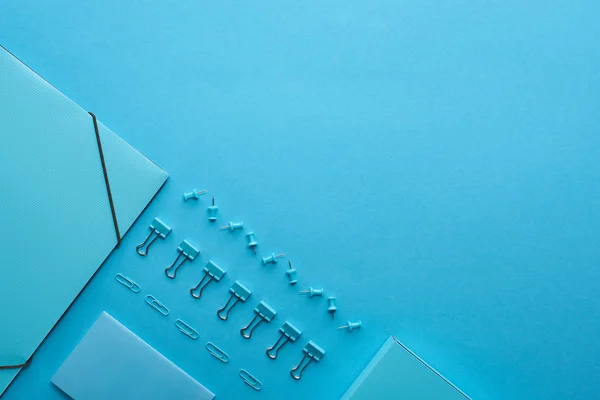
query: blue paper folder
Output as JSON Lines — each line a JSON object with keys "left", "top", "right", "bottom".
{"left": 342, "top": 337, "right": 469, "bottom": 400}
{"left": 52, "top": 312, "right": 215, "bottom": 400}
{"left": 0, "top": 47, "right": 168, "bottom": 394}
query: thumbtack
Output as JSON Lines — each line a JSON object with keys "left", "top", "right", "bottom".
{"left": 136, "top": 218, "right": 171, "bottom": 256}
{"left": 262, "top": 253, "right": 285, "bottom": 265}
{"left": 240, "top": 301, "right": 276, "bottom": 339}
{"left": 286, "top": 261, "right": 297, "bottom": 285}
{"left": 290, "top": 341, "right": 325, "bottom": 380}
{"left": 207, "top": 197, "right": 218, "bottom": 222}
{"left": 246, "top": 232, "right": 258, "bottom": 254}
{"left": 221, "top": 221, "right": 244, "bottom": 232}
{"left": 190, "top": 260, "right": 226, "bottom": 299}
{"left": 327, "top": 297, "right": 337, "bottom": 319}
{"left": 217, "top": 281, "right": 252, "bottom": 321}
{"left": 299, "top": 287, "right": 324, "bottom": 298}
{"left": 266, "top": 321, "right": 302, "bottom": 359}
{"left": 183, "top": 188, "right": 207, "bottom": 201}
{"left": 165, "top": 240, "right": 199, "bottom": 279}
{"left": 338, "top": 320, "right": 362, "bottom": 332}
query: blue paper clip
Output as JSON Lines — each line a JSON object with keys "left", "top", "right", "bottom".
{"left": 136, "top": 218, "right": 171, "bottom": 256}
{"left": 145, "top": 295, "right": 170, "bottom": 316}
{"left": 217, "top": 281, "right": 252, "bottom": 321}
{"left": 175, "top": 319, "right": 199, "bottom": 340}
{"left": 165, "top": 240, "right": 200, "bottom": 279}
{"left": 190, "top": 261, "right": 226, "bottom": 299}
{"left": 290, "top": 341, "right": 325, "bottom": 380}
{"left": 206, "top": 342, "right": 230, "bottom": 363}
{"left": 115, "top": 273, "right": 140, "bottom": 293}
{"left": 239, "top": 369, "right": 262, "bottom": 391}
{"left": 240, "top": 301, "right": 276, "bottom": 339}
{"left": 266, "top": 321, "right": 302, "bottom": 359}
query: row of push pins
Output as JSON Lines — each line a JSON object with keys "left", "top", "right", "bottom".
{"left": 299, "top": 287, "right": 339, "bottom": 320}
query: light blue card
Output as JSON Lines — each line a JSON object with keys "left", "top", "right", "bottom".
{"left": 52, "top": 312, "right": 214, "bottom": 400}
{"left": 342, "top": 337, "right": 469, "bottom": 400}
{"left": 0, "top": 47, "right": 168, "bottom": 394}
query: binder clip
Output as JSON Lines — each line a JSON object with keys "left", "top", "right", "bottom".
{"left": 246, "top": 232, "right": 258, "bottom": 254}
{"left": 266, "top": 321, "right": 302, "bottom": 359}
{"left": 190, "top": 261, "right": 226, "bottom": 299}
{"left": 262, "top": 253, "right": 285, "bottom": 265}
{"left": 290, "top": 341, "right": 325, "bottom": 380}
{"left": 136, "top": 218, "right": 171, "bottom": 256}
{"left": 217, "top": 281, "right": 252, "bottom": 321}
{"left": 165, "top": 240, "right": 200, "bottom": 279}
{"left": 183, "top": 188, "right": 207, "bottom": 201}
{"left": 207, "top": 197, "right": 218, "bottom": 222}
{"left": 240, "top": 301, "right": 276, "bottom": 339}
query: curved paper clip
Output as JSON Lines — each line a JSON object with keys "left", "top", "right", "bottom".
{"left": 115, "top": 273, "right": 140, "bottom": 293}
{"left": 175, "top": 319, "right": 199, "bottom": 340}
{"left": 290, "top": 341, "right": 325, "bottom": 381}
{"left": 206, "top": 342, "right": 230, "bottom": 363}
{"left": 239, "top": 369, "right": 262, "bottom": 391}
{"left": 136, "top": 218, "right": 171, "bottom": 256}
{"left": 145, "top": 295, "right": 169, "bottom": 316}
{"left": 266, "top": 322, "right": 301, "bottom": 360}
{"left": 217, "top": 281, "right": 252, "bottom": 321}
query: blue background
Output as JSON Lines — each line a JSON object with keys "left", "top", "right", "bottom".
{"left": 1, "top": 1, "right": 600, "bottom": 399}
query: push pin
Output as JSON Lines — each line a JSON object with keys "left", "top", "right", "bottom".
{"left": 136, "top": 218, "right": 171, "bottom": 256}
{"left": 262, "top": 253, "right": 285, "bottom": 265}
{"left": 338, "top": 320, "right": 362, "bottom": 332}
{"left": 183, "top": 188, "right": 207, "bottom": 201}
{"left": 246, "top": 232, "right": 258, "bottom": 254}
{"left": 190, "top": 261, "right": 226, "bottom": 299}
{"left": 240, "top": 301, "right": 276, "bottom": 339}
{"left": 165, "top": 240, "right": 199, "bottom": 279}
{"left": 286, "top": 261, "right": 298, "bottom": 285}
{"left": 266, "top": 321, "right": 302, "bottom": 359}
{"left": 217, "top": 281, "right": 252, "bottom": 321}
{"left": 327, "top": 297, "right": 337, "bottom": 319}
{"left": 299, "top": 287, "right": 324, "bottom": 298}
{"left": 290, "top": 341, "right": 325, "bottom": 380}
{"left": 220, "top": 221, "right": 244, "bottom": 232}
{"left": 207, "top": 197, "right": 218, "bottom": 222}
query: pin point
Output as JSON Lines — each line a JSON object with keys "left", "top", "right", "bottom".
{"left": 207, "top": 197, "right": 218, "bottom": 222}
{"left": 299, "top": 287, "right": 324, "bottom": 298}
{"left": 190, "top": 261, "right": 226, "bottom": 299}
{"left": 286, "top": 261, "right": 298, "bottom": 285}
{"left": 217, "top": 281, "right": 252, "bottom": 321}
{"left": 220, "top": 221, "right": 244, "bottom": 232}
{"left": 262, "top": 253, "right": 284, "bottom": 265}
{"left": 246, "top": 232, "right": 258, "bottom": 254}
{"left": 290, "top": 341, "right": 325, "bottom": 381}
{"left": 266, "top": 321, "right": 302, "bottom": 359}
{"left": 240, "top": 301, "right": 276, "bottom": 339}
{"left": 183, "top": 189, "right": 207, "bottom": 201}
{"left": 165, "top": 240, "right": 200, "bottom": 279}
{"left": 338, "top": 320, "right": 362, "bottom": 332}
{"left": 327, "top": 297, "right": 337, "bottom": 319}
{"left": 136, "top": 218, "right": 171, "bottom": 256}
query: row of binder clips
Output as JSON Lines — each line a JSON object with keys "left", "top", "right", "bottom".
{"left": 131, "top": 187, "right": 362, "bottom": 382}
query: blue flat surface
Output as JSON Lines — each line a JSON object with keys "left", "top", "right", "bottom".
{"left": 1, "top": 1, "right": 600, "bottom": 399}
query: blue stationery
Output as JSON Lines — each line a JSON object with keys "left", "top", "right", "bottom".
{"left": 341, "top": 337, "right": 469, "bottom": 400}
{"left": 0, "top": 47, "right": 168, "bottom": 394}
{"left": 52, "top": 312, "right": 214, "bottom": 400}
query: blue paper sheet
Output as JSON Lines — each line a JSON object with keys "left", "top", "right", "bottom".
{"left": 52, "top": 312, "right": 214, "bottom": 400}
{"left": 342, "top": 337, "right": 469, "bottom": 400}
{"left": 0, "top": 47, "right": 168, "bottom": 394}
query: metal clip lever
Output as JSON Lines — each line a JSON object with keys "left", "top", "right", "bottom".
{"left": 240, "top": 301, "right": 276, "bottom": 339}
{"left": 165, "top": 240, "right": 199, "bottom": 279}
{"left": 190, "top": 261, "right": 226, "bottom": 299}
{"left": 136, "top": 218, "right": 171, "bottom": 256}
{"left": 217, "top": 281, "right": 252, "bottom": 321}
{"left": 266, "top": 321, "right": 301, "bottom": 359}
{"left": 290, "top": 341, "right": 325, "bottom": 380}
